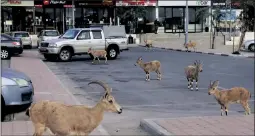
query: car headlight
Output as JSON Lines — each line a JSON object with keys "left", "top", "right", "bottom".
{"left": 2, "top": 77, "right": 17, "bottom": 86}
{"left": 48, "top": 43, "right": 57, "bottom": 47}
{"left": 12, "top": 78, "right": 29, "bottom": 87}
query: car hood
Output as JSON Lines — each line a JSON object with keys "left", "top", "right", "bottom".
{"left": 44, "top": 38, "right": 70, "bottom": 44}
{"left": 1, "top": 68, "right": 31, "bottom": 81}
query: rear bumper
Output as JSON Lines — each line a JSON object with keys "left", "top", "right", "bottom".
{"left": 9, "top": 47, "right": 23, "bottom": 54}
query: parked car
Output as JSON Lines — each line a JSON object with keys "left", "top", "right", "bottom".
{"left": 1, "top": 34, "right": 23, "bottom": 60}
{"left": 8, "top": 31, "right": 32, "bottom": 49}
{"left": 1, "top": 68, "right": 34, "bottom": 121}
{"left": 38, "top": 26, "right": 128, "bottom": 62}
{"left": 242, "top": 39, "right": 255, "bottom": 52}
{"left": 37, "top": 30, "right": 60, "bottom": 48}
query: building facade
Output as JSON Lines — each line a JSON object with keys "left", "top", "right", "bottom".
{"left": 157, "top": 0, "right": 211, "bottom": 33}
{"left": 1, "top": 0, "right": 217, "bottom": 34}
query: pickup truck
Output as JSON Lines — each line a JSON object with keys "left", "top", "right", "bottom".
{"left": 38, "top": 26, "right": 128, "bottom": 61}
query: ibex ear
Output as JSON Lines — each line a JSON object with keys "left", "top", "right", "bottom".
{"left": 212, "top": 80, "right": 219, "bottom": 87}
{"left": 104, "top": 92, "right": 109, "bottom": 99}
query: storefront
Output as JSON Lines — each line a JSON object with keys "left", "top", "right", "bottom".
{"left": 74, "top": 0, "right": 114, "bottom": 28}
{"left": 1, "top": 0, "right": 34, "bottom": 33}
{"left": 115, "top": 0, "right": 157, "bottom": 34}
{"left": 34, "top": 0, "right": 73, "bottom": 34}
{"left": 158, "top": 0, "right": 211, "bottom": 33}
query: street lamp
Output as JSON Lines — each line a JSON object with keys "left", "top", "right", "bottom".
{"left": 185, "top": 0, "right": 189, "bottom": 45}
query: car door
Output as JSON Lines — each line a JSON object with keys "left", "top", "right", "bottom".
{"left": 91, "top": 30, "right": 105, "bottom": 50}
{"left": 75, "top": 30, "right": 92, "bottom": 53}
{"left": 37, "top": 31, "right": 43, "bottom": 45}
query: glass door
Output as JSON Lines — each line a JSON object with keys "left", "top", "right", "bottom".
{"left": 55, "top": 8, "right": 64, "bottom": 33}
{"left": 172, "top": 8, "right": 184, "bottom": 33}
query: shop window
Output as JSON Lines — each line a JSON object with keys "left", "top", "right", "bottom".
{"left": 44, "top": 8, "right": 54, "bottom": 27}
{"left": 35, "top": 8, "right": 43, "bottom": 25}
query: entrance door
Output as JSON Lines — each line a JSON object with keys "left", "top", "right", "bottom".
{"left": 172, "top": 8, "right": 184, "bottom": 33}
{"left": 55, "top": 8, "right": 65, "bottom": 34}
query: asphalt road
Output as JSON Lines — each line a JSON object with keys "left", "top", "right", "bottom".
{"left": 43, "top": 46, "right": 254, "bottom": 135}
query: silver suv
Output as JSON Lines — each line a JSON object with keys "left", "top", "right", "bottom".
{"left": 38, "top": 27, "right": 128, "bottom": 61}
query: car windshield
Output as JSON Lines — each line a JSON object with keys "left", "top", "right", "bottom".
{"left": 44, "top": 31, "right": 59, "bottom": 36}
{"left": 14, "top": 33, "right": 29, "bottom": 37}
{"left": 61, "top": 29, "right": 80, "bottom": 39}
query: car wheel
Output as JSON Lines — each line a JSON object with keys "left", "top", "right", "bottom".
{"left": 107, "top": 47, "right": 118, "bottom": 60}
{"left": 59, "top": 48, "right": 72, "bottom": 62}
{"left": 44, "top": 54, "right": 58, "bottom": 61}
{"left": 1, "top": 97, "right": 6, "bottom": 122}
{"left": 248, "top": 44, "right": 255, "bottom": 52}
{"left": 1, "top": 48, "right": 10, "bottom": 60}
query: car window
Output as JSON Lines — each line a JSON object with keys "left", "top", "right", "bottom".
{"left": 92, "top": 30, "right": 102, "bottom": 39}
{"left": 44, "top": 31, "right": 59, "bottom": 36}
{"left": 14, "top": 33, "right": 29, "bottom": 37}
{"left": 77, "top": 30, "right": 91, "bottom": 40}
{"left": 61, "top": 29, "right": 80, "bottom": 39}
{"left": 1, "top": 35, "right": 11, "bottom": 41}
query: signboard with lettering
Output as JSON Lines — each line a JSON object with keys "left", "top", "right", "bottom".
{"left": 196, "top": 0, "right": 208, "bottom": 6}
{"left": 116, "top": 0, "right": 156, "bottom": 6}
{"left": 2, "top": 0, "right": 34, "bottom": 6}
{"left": 35, "top": 0, "right": 72, "bottom": 7}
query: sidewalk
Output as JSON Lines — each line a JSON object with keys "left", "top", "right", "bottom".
{"left": 1, "top": 54, "right": 109, "bottom": 135}
{"left": 141, "top": 115, "right": 254, "bottom": 135}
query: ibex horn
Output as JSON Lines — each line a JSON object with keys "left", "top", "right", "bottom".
{"left": 88, "top": 80, "right": 111, "bottom": 93}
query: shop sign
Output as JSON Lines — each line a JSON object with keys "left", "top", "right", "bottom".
{"left": 50, "top": 0, "right": 66, "bottom": 5}
{"left": 116, "top": 0, "right": 156, "bottom": 6}
{"left": 196, "top": 0, "right": 209, "bottom": 6}
{"left": 7, "top": 0, "right": 21, "bottom": 4}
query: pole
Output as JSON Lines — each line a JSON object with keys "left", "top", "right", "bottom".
{"left": 185, "top": 0, "right": 189, "bottom": 45}
{"left": 72, "top": 0, "right": 75, "bottom": 28}
{"left": 228, "top": 0, "right": 232, "bottom": 41}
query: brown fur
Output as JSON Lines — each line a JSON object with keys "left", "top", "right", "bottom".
{"left": 184, "top": 40, "right": 197, "bottom": 52}
{"left": 144, "top": 40, "right": 153, "bottom": 50}
{"left": 26, "top": 81, "right": 122, "bottom": 136}
{"left": 87, "top": 47, "right": 107, "bottom": 64}
{"left": 184, "top": 60, "right": 203, "bottom": 91}
{"left": 134, "top": 56, "right": 162, "bottom": 81}
{"left": 208, "top": 80, "right": 251, "bottom": 116}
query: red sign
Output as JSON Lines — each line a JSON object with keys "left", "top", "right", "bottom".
{"left": 43, "top": 0, "right": 50, "bottom": 5}
{"left": 8, "top": 0, "right": 21, "bottom": 4}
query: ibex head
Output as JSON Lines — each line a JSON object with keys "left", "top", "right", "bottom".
{"left": 134, "top": 56, "right": 143, "bottom": 66}
{"left": 88, "top": 81, "right": 122, "bottom": 114}
{"left": 87, "top": 47, "right": 92, "bottom": 53}
{"left": 208, "top": 80, "right": 219, "bottom": 95}
{"left": 194, "top": 60, "right": 203, "bottom": 72}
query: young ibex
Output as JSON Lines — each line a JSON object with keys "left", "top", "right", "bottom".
{"left": 26, "top": 81, "right": 122, "bottom": 136}
{"left": 87, "top": 47, "right": 107, "bottom": 64}
{"left": 134, "top": 56, "right": 162, "bottom": 81}
{"left": 184, "top": 60, "right": 203, "bottom": 91}
{"left": 208, "top": 80, "right": 251, "bottom": 116}
{"left": 184, "top": 40, "right": 197, "bottom": 52}
{"left": 144, "top": 39, "right": 153, "bottom": 50}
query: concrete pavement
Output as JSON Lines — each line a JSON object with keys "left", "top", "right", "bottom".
{"left": 141, "top": 115, "right": 254, "bottom": 135}
{"left": 1, "top": 53, "right": 109, "bottom": 135}
{"left": 44, "top": 46, "right": 254, "bottom": 135}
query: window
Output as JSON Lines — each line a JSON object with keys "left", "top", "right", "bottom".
{"left": 92, "top": 30, "right": 102, "bottom": 39}
{"left": 14, "top": 33, "right": 29, "bottom": 37}
{"left": 77, "top": 30, "right": 91, "bottom": 40}
{"left": 165, "top": 8, "right": 172, "bottom": 18}
{"left": 62, "top": 29, "right": 80, "bottom": 39}
{"left": 44, "top": 31, "right": 59, "bottom": 36}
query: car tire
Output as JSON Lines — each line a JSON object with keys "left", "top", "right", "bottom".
{"left": 37, "top": 42, "right": 39, "bottom": 48}
{"left": 44, "top": 54, "right": 58, "bottom": 61}
{"left": 1, "top": 97, "right": 6, "bottom": 122}
{"left": 248, "top": 44, "right": 255, "bottom": 52}
{"left": 107, "top": 47, "right": 118, "bottom": 60}
{"left": 28, "top": 45, "right": 32, "bottom": 49}
{"left": 59, "top": 48, "right": 72, "bottom": 62}
{"left": 1, "top": 48, "right": 11, "bottom": 60}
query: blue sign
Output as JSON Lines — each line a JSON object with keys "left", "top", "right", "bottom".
{"left": 219, "top": 10, "right": 237, "bottom": 21}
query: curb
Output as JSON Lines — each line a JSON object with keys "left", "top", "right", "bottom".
{"left": 140, "top": 119, "right": 173, "bottom": 136}
{"left": 42, "top": 60, "right": 110, "bottom": 136}
{"left": 138, "top": 45, "right": 254, "bottom": 59}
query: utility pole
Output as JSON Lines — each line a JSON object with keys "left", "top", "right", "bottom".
{"left": 185, "top": 0, "right": 189, "bottom": 45}
{"left": 228, "top": 0, "right": 232, "bottom": 41}
{"left": 72, "top": 0, "right": 75, "bottom": 28}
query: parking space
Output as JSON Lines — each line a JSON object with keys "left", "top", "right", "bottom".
{"left": 45, "top": 46, "right": 254, "bottom": 135}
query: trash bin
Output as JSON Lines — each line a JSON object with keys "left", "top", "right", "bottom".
{"left": 205, "top": 27, "right": 209, "bottom": 32}
{"left": 128, "top": 35, "right": 134, "bottom": 44}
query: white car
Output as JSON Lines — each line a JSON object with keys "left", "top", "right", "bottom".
{"left": 37, "top": 30, "right": 60, "bottom": 48}
{"left": 242, "top": 39, "right": 255, "bottom": 52}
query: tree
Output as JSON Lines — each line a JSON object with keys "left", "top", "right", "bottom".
{"left": 196, "top": 0, "right": 227, "bottom": 49}
{"left": 234, "top": 0, "right": 255, "bottom": 53}
{"left": 116, "top": 6, "right": 147, "bottom": 23}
